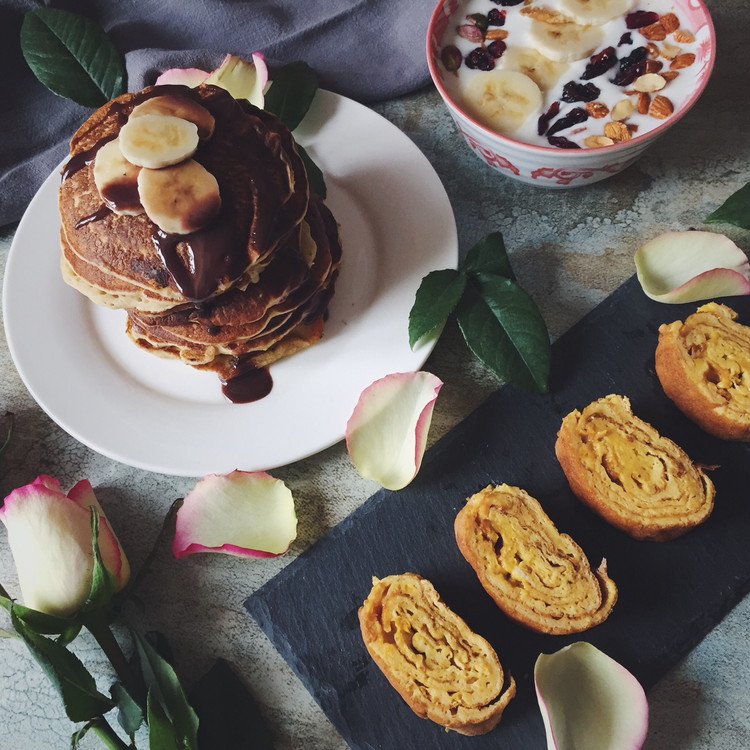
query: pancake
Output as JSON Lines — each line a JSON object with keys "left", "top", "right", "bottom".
{"left": 125, "top": 194, "right": 342, "bottom": 380}
{"left": 59, "top": 84, "right": 309, "bottom": 311}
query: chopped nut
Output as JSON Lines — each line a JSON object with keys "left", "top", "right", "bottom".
{"left": 610, "top": 98, "right": 636, "bottom": 121}
{"left": 673, "top": 28, "right": 696, "bottom": 43}
{"left": 520, "top": 6, "right": 572, "bottom": 23}
{"left": 645, "top": 59, "right": 664, "bottom": 73}
{"left": 636, "top": 92, "right": 651, "bottom": 115}
{"left": 661, "top": 71, "right": 680, "bottom": 83}
{"left": 649, "top": 94, "right": 674, "bottom": 119}
{"left": 670, "top": 52, "right": 696, "bottom": 69}
{"left": 485, "top": 28, "right": 509, "bottom": 40}
{"left": 633, "top": 73, "right": 667, "bottom": 93}
{"left": 646, "top": 42, "right": 660, "bottom": 58}
{"left": 585, "top": 101, "right": 610, "bottom": 118}
{"left": 457, "top": 24, "right": 484, "bottom": 43}
{"left": 660, "top": 41, "right": 682, "bottom": 59}
{"left": 584, "top": 135, "right": 615, "bottom": 148}
{"left": 660, "top": 12, "right": 680, "bottom": 33}
{"left": 603, "top": 121, "right": 632, "bottom": 141}
{"left": 640, "top": 22, "right": 667, "bottom": 41}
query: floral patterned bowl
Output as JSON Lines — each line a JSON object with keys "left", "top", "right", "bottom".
{"left": 426, "top": 0, "right": 715, "bottom": 188}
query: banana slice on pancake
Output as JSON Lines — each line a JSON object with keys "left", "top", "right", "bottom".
{"left": 92, "top": 138, "right": 143, "bottom": 216}
{"left": 130, "top": 95, "right": 215, "bottom": 139}
{"left": 138, "top": 159, "right": 221, "bottom": 235}
{"left": 119, "top": 113, "right": 199, "bottom": 169}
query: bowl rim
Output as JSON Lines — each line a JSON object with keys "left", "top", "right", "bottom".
{"left": 425, "top": 0, "right": 716, "bottom": 157}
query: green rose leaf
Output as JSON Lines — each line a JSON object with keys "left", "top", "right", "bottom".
{"left": 10, "top": 608, "right": 113, "bottom": 722}
{"left": 409, "top": 269, "right": 467, "bottom": 348}
{"left": 134, "top": 630, "right": 198, "bottom": 749}
{"left": 112, "top": 681, "right": 145, "bottom": 740}
{"left": 457, "top": 275, "right": 550, "bottom": 393}
{"left": 20, "top": 8, "right": 126, "bottom": 108}
{"left": 264, "top": 60, "right": 319, "bottom": 131}
{"left": 705, "top": 181, "right": 750, "bottom": 229}
{"left": 462, "top": 231, "right": 515, "bottom": 279}
{"left": 147, "top": 690, "right": 181, "bottom": 750}
{"left": 190, "top": 659, "right": 274, "bottom": 750}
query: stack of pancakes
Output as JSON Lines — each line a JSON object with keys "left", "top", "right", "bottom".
{"left": 59, "top": 83, "right": 341, "bottom": 397}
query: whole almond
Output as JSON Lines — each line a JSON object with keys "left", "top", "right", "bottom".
{"left": 636, "top": 92, "right": 651, "bottom": 115}
{"left": 670, "top": 52, "right": 696, "bottom": 69}
{"left": 649, "top": 94, "right": 674, "bottom": 119}
{"left": 640, "top": 22, "right": 667, "bottom": 41}
{"left": 485, "top": 28, "right": 509, "bottom": 40}
{"left": 661, "top": 71, "right": 680, "bottom": 82}
{"left": 660, "top": 12, "right": 680, "bottom": 33}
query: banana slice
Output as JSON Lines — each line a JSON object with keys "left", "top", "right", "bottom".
{"left": 92, "top": 138, "right": 143, "bottom": 216}
{"left": 119, "top": 114, "right": 199, "bottom": 169}
{"left": 137, "top": 159, "right": 221, "bottom": 235}
{"left": 559, "top": 0, "right": 633, "bottom": 26}
{"left": 462, "top": 69, "right": 543, "bottom": 135}
{"left": 529, "top": 20, "right": 605, "bottom": 63}
{"left": 503, "top": 46, "right": 570, "bottom": 92}
{"left": 130, "top": 95, "right": 215, "bottom": 139}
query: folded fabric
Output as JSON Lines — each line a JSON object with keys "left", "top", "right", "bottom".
{"left": 0, "top": 0, "right": 435, "bottom": 227}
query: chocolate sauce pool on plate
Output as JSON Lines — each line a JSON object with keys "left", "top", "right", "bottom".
{"left": 221, "top": 366, "right": 273, "bottom": 404}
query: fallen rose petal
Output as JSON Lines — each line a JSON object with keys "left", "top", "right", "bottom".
{"left": 535, "top": 642, "right": 649, "bottom": 750}
{"left": 203, "top": 52, "right": 268, "bottom": 108}
{"left": 154, "top": 67, "right": 210, "bottom": 87}
{"left": 635, "top": 230, "right": 750, "bottom": 303}
{"left": 0, "top": 476, "right": 129, "bottom": 616}
{"left": 172, "top": 470, "right": 297, "bottom": 559}
{"left": 345, "top": 371, "right": 443, "bottom": 491}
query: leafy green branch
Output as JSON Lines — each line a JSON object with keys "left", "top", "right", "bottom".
{"left": 409, "top": 232, "right": 551, "bottom": 393}
{"left": 706, "top": 180, "right": 750, "bottom": 230}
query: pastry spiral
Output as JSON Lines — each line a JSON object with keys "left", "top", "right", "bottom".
{"left": 556, "top": 394, "right": 715, "bottom": 541}
{"left": 655, "top": 302, "right": 750, "bottom": 441}
{"left": 454, "top": 484, "right": 617, "bottom": 635}
{"left": 358, "top": 572, "right": 516, "bottom": 735}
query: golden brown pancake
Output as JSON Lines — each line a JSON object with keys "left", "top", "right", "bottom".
{"left": 59, "top": 84, "right": 309, "bottom": 311}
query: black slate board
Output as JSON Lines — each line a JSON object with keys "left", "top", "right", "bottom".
{"left": 245, "top": 275, "right": 750, "bottom": 749}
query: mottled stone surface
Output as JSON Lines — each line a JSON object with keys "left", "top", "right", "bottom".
{"left": 1, "top": 0, "right": 750, "bottom": 746}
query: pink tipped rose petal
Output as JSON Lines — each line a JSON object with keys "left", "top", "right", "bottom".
{"left": 535, "top": 642, "right": 649, "bottom": 750}
{"left": 345, "top": 371, "right": 443, "bottom": 491}
{"left": 635, "top": 230, "right": 750, "bottom": 303}
{"left": 172, "top": 470, "right": 297, "bottom": 559}
{"left": 155, "top": 67, "right": 210, "bottom": 87}
{"left": 203, "top": 52, "right": 268, "bottom": 108}
{"left": 0, "top": 476, "right": 129, "bottom": 617}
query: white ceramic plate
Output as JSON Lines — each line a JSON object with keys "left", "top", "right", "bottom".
{"left": 3, "top": 90, "right": 458, "bottom": 476}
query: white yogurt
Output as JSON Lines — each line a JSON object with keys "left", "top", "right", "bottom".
{"left": 439, "top": 0, "right": 703, "bottom": 148}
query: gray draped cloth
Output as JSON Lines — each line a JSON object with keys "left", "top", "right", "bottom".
{"left": 0, "top": 0, "right": 436, "bottom": 227}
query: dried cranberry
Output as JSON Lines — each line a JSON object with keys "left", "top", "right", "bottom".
{"left": 625, "top": 10, "right": 659, "bottom": 28}
{"left": 440, "top": 45, "right": 462, "bottom": 73}
{"left": 562, "top": 81, "right": 601, "bottom": 102}
{"left": 487, "top": 39, "right": 507, "bottom": 59}
{"left": 491, "top": 0, "right": 524, "bottom": 5}
{"left": 548, "top": 135, "right": 581, "bottom": 149}
{"left": 618, "top": 32, "right": 632, "bottom": 46}
{"left": 611, "top": 46, "right": 648, "bottom": 86}
{"left": 581, "top": 46, "right": 617, "bottom": 80}
{"left": 487, "top": 8, "right": 506, "bottom": 25}
{"left": 537, "top": 100, "right": 560, "bottom": 136}
{"left": 547, "top": 107, "right": 588, "bottom": 136}
{"left": 465, "top": 47, "right": 494, "bottom": 71}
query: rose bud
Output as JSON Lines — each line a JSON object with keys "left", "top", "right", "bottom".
{"left": 0, "top": 476, "right": 130, "bottom": 617}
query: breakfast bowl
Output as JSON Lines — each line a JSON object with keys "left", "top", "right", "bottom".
{"left": 426, "top": 0, "right": 715, "bottom": 188}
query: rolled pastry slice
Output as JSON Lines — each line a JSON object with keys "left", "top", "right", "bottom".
{"left": 556, "top": 394, "right": 715, "bottom": 541}
{"left": 454, "top": 484, "right": 617, "bottom": 635}
{"left": 655, "top": 302, "right": 750, "bottom": 441}
{"left": 358, "top": 573, "right": 516, "bottom": 735}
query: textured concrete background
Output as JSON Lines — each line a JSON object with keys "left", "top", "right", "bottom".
{"left": 1, "top": 0, "right": 749, "bottom": 746}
